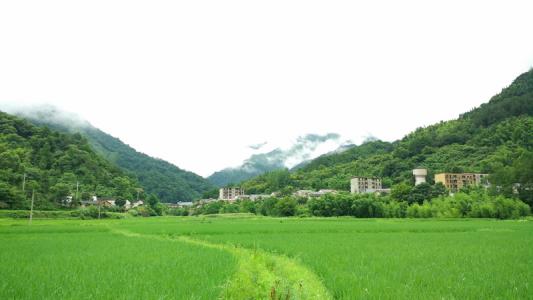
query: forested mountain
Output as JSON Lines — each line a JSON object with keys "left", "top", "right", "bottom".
{"left": 0, "top": 111, "right": 140, "bottom": 209}
{"left": 241, "top": 69, "right": 533, "bottom": 204}
{"left": 9, "top": 107, "right": 213, "bottom": 202}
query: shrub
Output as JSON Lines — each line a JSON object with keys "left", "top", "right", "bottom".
{"left": 295, "top": 205, "right": 310, "bottom": 217}
{"left": 221, "top": 203, "right": 240, "bottom": 214}
{"left": 351, "top": 197, "right": 385, "bottom": 218}
{"left": 130, "top": 206, "right": 156, "bottom": 217}
{"left": 274, "top": 197, "right": 297, "bottom": 217}
{"left": 382, "top": 201, "right": 408, "bottom": 218}
{"left": 257, "top": 198, "right": 279, "bottom": 216}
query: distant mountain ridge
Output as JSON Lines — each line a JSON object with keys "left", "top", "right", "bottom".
{"left": 207, "top": 133, "right": 351, "bottom": 187}
{"left": 7, "top": 106, "right": 213, "bottom": 201}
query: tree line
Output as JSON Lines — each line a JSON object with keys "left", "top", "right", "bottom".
{"left": 186, "top": 188, "right": 530, "bottom": 220}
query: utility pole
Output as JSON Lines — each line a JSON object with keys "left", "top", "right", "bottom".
{"left": 22, "top": 173, "right": 26, "bottom": 192}
{"left": 75, "top": 181, "right": 79, "bottom": 205}
{"left": 29, "top": 189, "right": 35, "bottom": 225}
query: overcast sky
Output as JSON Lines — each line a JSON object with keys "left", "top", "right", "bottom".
{"left": 1, "top": 0, "right": 532, "bottom": 177}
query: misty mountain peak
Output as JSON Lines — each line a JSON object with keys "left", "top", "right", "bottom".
{"left": 3, "top": 104, "right": 91, "bottom": 131}
{"left": 208, "top": 133, "right": 354, "bottom": 187}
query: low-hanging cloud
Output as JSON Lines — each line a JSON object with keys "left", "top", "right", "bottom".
{"left": 1, "top": 103, "right": 90, "bottom": 131}
{"left": 249, "top": 141, "right": 268, "bottom": 150}
{"left": 208, "top": 133, "right": 351, "bottom": 186}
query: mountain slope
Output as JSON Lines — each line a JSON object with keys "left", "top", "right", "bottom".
{"left": 241, "top": 69, "right": 533, "bottom": 194}
{"left": 9, "top": 106, "right": 213, "bottom": 201}
{"left": 0, "top": 111, "right": 139, "bottom": 209}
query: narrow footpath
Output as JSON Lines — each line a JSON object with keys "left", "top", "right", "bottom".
{"left": 109, "top": 227, "right": 332, "bottom": 300}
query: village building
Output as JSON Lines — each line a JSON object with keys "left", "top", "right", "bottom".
{"left": 131, "top": 200, "right": 144, "bottom": 208}
{"left": 293, "top": 190, "right": 315, "bottom": 198}
{"left": 314, "top": 189, "right": 339, "bottom": 197}
{"left": 219, "top": 187, "right": 245, "bottom": 200}
{"left": 124, "top": 200, "right": 144, "bottom": 209}
{"left": 162, "top": 202, "right": 193, "bottom": 208}
{"left": 98, "top": 199, "right": 116, "bottom": 207}
{"left": 198, "top": 198, "right": 217, "bottom": 204}
{"left": 235, "top": 194, "right": 270, "bottom": 201}
{"left": 373, "top": 188, "right": 392, "bottom": 194}
{"left": 80, "top": 200, "right": 97, "bottom": 207}
{"left": 293, "top": 189, "right": 338, "bottom": 198}
{"left": 413, "top": 168, "right": 428, "bottom": 186}
{"left": 350, "top": 177, "right": 382, "bottom": 194}
{"left": 434, "top": 173, "right": 489, "bottom": 192}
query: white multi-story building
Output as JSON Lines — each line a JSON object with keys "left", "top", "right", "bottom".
{"left": 350, "top": 177, "right": 382, "bottom": 194}
{"left": 219, "top": 187, "right": 245, "bottom": 200}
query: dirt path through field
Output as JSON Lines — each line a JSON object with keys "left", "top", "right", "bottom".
{"left": 109, "top": 227, "right": 331, "bottom": 299}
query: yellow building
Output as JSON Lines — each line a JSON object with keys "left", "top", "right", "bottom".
{"left": 434, "top": 173, "right": 489, "bottom": 192}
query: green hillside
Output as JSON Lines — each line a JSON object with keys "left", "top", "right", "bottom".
{"left": 0, "top": 111, "right": 140, "bottom": 209}
{"left": 78, "top": 125, "right": 213, "bottom": 201}
{"left": 12, "top": 107, "right": 214, "bottom": 202}
{"left": 241, "top": 69, "right": 533, "bottom": 204}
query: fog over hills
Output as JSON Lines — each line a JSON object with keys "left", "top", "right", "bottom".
{"left": 2, "top": 104, "right": 213, "bottom": 201}
{"left": 2, "top": 103, "right": 361, "bottom": 194}
{"left": 208, "top": 133, "right": 354, "bottom": 187}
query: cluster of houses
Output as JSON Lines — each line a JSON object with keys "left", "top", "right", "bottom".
{"left": 163, "top": 202, "right": 194, "bottom": 208}
{"left": 79, "top": 197, "right": 197, "bottom": 210}
{"left": 78, "top": 169, "right": 490, "bottom": 208}
{"left": 80, "top": 199, "right": 200, "bottom": 210}
{"left": 216, "top": 187, "right": 272, "bottom": 202}
{"left": 80, "top": 197, "right": 144, "bottom": 210}
{"left": 215, "top": 169, "right": 490, "bottom": 202}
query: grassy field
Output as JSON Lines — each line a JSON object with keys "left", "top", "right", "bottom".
{"left": 0, "top": 219, "right": 237, "bottom": 299}
{"left": 1, "top": 216, "right": 532, "bottom": 299}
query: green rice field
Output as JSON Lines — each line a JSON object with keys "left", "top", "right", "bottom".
{"left": 1, "top": 216, "right": 532, "bottom": 299}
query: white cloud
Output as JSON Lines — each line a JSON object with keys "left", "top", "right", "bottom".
{"left": 1, "top": 0, "right": 532, "bottom": 176}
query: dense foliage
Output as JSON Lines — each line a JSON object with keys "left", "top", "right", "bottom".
{"left": 0, "top": 111, "right": 141, "bottom": 209}
{"left": 0, "top": 208, "right": 124, "bottom": 219}
{"left": 240, "top": 69, "right": 533, "bottom": 207}
{"left": 190, "top": 190, "right": 530, "bottom": 220}
{"left": 14, "top": 107, "right": 214, "bottom": 201}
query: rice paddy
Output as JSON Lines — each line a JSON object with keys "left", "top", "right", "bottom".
{"left": 1, "top": 216, "right": 532, "bottom": 299}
